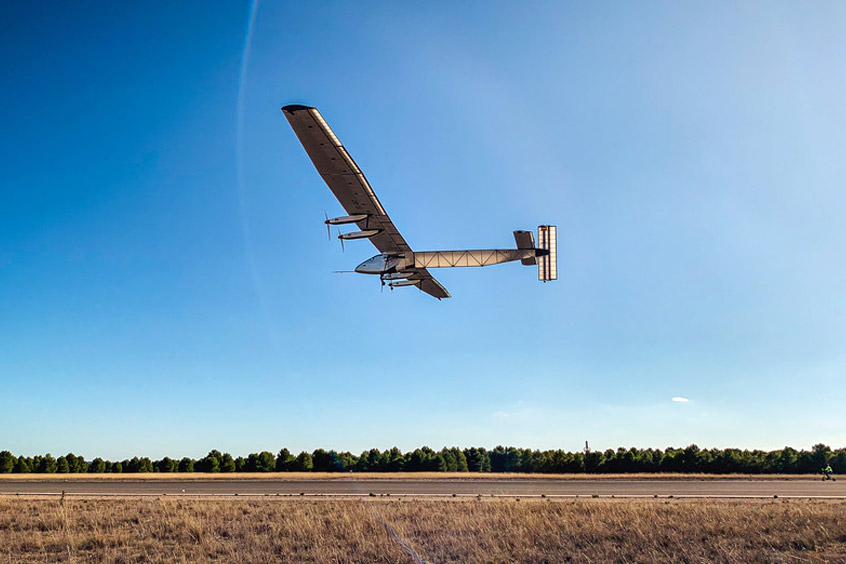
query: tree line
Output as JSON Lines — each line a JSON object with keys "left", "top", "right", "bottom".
{"left": 0, "top": 444, "right": 842, "bottom": 475}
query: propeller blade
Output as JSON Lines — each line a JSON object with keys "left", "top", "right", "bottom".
{"left": 335, "top": 228, "right": 345, "bottom": 252}
{"left": 324, "top": 211, "right": 331, "bottom": 241}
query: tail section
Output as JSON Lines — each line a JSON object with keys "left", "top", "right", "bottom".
{"left": 513, "top": 230, "right": 537, "bottom": 265}
{"left": 537, "top": 225, "right": 557, "bottom": 281}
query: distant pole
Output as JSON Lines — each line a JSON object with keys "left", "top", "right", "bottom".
{"left": 584, "top": 441, "right": 590, "bottom": 454}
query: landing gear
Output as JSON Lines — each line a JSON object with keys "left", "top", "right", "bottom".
{"left": 379, "top": 273, "right": 396, "bottom": 292}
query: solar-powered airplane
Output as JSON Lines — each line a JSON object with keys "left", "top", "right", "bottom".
{"left": 282, "top": 105, "right": 557, "bottom": 299}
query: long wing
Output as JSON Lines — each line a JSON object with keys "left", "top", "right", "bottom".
{"left": 282, "top": 104, "right": 450, "bottom": 299}
{"left": 404, "top": 268, "right": 450, "bottom": 300}
{"left": 282, "top": 105, "right": 408, "bottom": 254}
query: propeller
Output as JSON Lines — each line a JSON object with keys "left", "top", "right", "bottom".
{"left": 336, "top": 228, "right": 345, "bottom": 253}
{"left": 323, "top": 211, "right": 331, "bottom": 241}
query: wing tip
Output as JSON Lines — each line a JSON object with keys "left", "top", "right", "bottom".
{"left": 281, "top": 104, "right": 316, "bottom": 114}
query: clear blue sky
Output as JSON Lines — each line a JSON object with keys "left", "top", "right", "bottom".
{"left": 2, "top": 1, "right": 845, "bottom": 460}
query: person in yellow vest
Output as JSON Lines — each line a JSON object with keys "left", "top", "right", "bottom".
{"left": 822, "top": 464, "right": 833, "bottom": 480}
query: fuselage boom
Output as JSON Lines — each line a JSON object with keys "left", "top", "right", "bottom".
{"left": 354, "top": 248, "right": 545, "bottom": 275}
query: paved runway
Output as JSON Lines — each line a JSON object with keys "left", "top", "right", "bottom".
{"left": 2, "top": 479, "right": 844, "bottom": 498}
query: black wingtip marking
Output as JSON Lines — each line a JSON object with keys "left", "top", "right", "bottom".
{"left": 281, "top": 104, "right": 315, "bottom": 113}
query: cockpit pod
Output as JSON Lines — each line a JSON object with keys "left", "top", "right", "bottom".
{"left": 355, "top": 253, "right": 403, "bottom": 274}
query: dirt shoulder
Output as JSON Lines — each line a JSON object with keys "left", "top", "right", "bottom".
{"left": 0, "top": 472, "right": 826, "bottom": 481}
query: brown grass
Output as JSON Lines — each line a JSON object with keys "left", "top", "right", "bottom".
{"left": 0, "top": 497, "right": 844, "bottom": 563}
{"left": 0, "top": 472, "right": 824, "bottom": 481}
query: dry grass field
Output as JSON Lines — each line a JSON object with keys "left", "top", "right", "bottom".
{"left": 1, "top": 497, "right": 844, "bottom": 563}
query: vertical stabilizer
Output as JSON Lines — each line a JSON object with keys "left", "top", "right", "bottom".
{"left": 513, "top": 230, "right": 537, "bottom": 265}
{"left": 537, "top": 225, "right": 557, "bottom": 281}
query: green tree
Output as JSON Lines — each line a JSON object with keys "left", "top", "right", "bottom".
{"left": 291, "top": 451, "right": 313, "bottom": 471}
{"left": 243, "top": 451, "right": 275, "bottom": 472}
{"left": 38, "top": 454, "right": 58, "bottom": 474}
{"left": 208, "top": 450, "right": 223, "bottom": 469}
{"left": 312, "top": 449, "right": 341, "bottom": 472}
{"left": 489, "top": 446, "right": 524, "bottom": 473}
{"left": 355, "top": 450, "right": 373, "bottom": 472}
{"left": 405, "top": 449, "right": 427, "bottom": 472}
{"left": 451, "top": 447, "right": 468, "bottom": 472}
{"left": 440, "top": 448, "right": 457, "bottom": 472}
{"left": 830, "top": 449, "right": 846, "bottom": 474}
{"left": 811, "top": 444, "right": 833, "bottom": 470}
{"left": 257, "top": 451, "right": 275, "bottom": 472}
{"left": 56, "top": 456, "right": 70, "bottom": 473}
{"left": 463, "top": 447, "right": 491, "bottom": 472}
{"left": 13, "top": 457, "right": 31, "bottom": 473}
{"left": 178, "top": 457, "right": 194, "bottom": 473}
{"left": 205, "top": 456, "right": 221, "bottom": 472}
{"left": 110, "top": 461, "right": 123, "bottom": 473}
{"left": 337, "top": 451, "right": 357, "bottom": 470}
{"left": 0, "top": 451, "right": 14, "bottom": 473}
{"left": 156, "top": 457, "right": 176, "bottom": 473}
{"left": 245, "top": 453, "right": 259, "bottom": 472}
{"left": 489, "top": 446, "right": 505, "bottom": 472}
{"left": 384, "top": 447, "right": 405, "bottom": 472}
{"left": 196, "top": 453, "right": 221, "bottom": 473}
{"left": 65, "top": 453, "right": 86, "bottom": 473}
{"left": 64, "top": 453, "right": 78, "bottom": 473}
{"left": 220, "top": 453, "right": 236, "bottom": 473}
{"left": 583, "top": 450, "right": 603, "bottom": 473}
{"left": 368, "top": 448, "right": 385, "bottom": 471}
{"left": 648, "top": 449, "right": 663, "bottom": 472}
{"left": 680, "top": 444, "right": 702, "bottom": 473}
{"left": 433, "top": 452, "right": 447, "bottom": 472}
{"left": 126, "top": 457, "right": 142, "bottom": 473}
{"left": 276, "top": 448, "right": 294, "bottom": 472}
{"left": 547, "top": 450, "right": 577, "bottom": 473}
{"left": 88, "top": 457, "right": 107, "bottom": 473}
{"left": 527, "top": 450, "right": 549, "bottom": 473}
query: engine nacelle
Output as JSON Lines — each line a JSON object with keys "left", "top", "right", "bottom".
{"left": 382, "top": 272, "right": 411, "bottom": 280}
{"left": 339, "top": 229, "right": 380, "bottom": 240}
{"left": 389, "top": 280, "right": 419, "bottom": 288}
{"left": 325, "top": 214, "right": 369, "bottom": 226}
